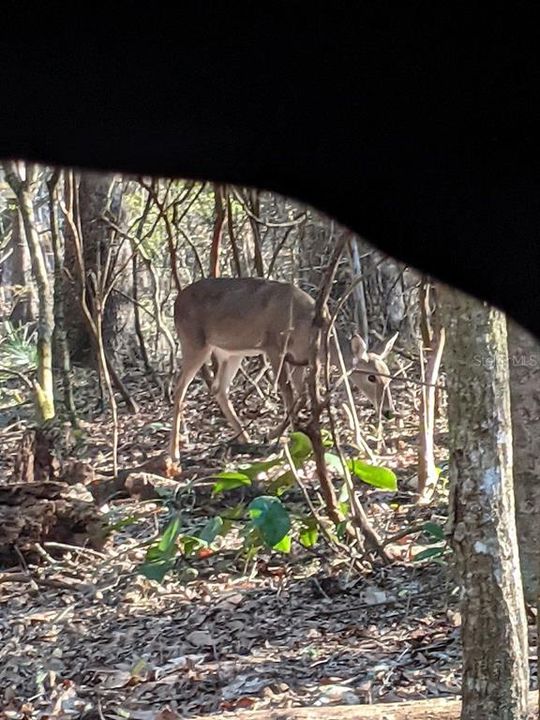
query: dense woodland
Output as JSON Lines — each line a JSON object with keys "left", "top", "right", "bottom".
{"left": 0, "top": 163, "right": 538, "bottom": 719}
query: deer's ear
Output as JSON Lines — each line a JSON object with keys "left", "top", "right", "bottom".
{"left": 351, "top": 334, "right": 369, "bottom": 361}
{"left": 377, "top": 332, "right": 398, "bottom": 360}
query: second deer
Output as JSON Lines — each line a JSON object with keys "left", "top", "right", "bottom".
{"left": 169, "top": 277, "right": 397, "bottom": 461}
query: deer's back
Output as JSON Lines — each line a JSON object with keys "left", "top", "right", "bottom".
{"left": 174, "top": 277, "right": 315, "bottom": 355}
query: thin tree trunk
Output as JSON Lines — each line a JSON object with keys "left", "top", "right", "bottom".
{"left": 440, "top": 286, "right": 529, "bottom": 720}
{"left": 226, "top": 187, "right": 242, "bottom": 276}
{"left": 246, "top": 189, "right": 265, "bottom": 277}
{"left": 47, "top": 171, "right": 77, "bottom": 426}
{"left": 132, "top": 251, "right": 152, "bottom": 374}
{"left": 209, "top": 182, "right": 225, "bottom": 278}
{"left": 417, "top": 324, "right": 445, "bottom": 499}
{"left": 4, "top": 161, "right": 55, "bottom": 421}
{"left": 8, "top": 207, "right": 35, "bottom": 326}
{"left": 417, "top": 280, "right": 445, "bottom": 499}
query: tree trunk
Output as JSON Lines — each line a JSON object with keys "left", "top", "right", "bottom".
{"left": 48, "top": 171, "right": 77, "bottom": 425}
{"left": 440, "top": 286, "right": 529, "bottom": 720}
{"left": 507, "top": 320, "right": 540, "bottom": 606}
{"left": 209, "top": 182, "right": 225, "bottom": 277}
{"left": 8, "top": 207, "right": 36, "bottom": 326}
{"left": 64, "top": 171, "right": 133, "bottom": 365}
{"left": 3, "top": 161, "right": 55, "bottom": 421}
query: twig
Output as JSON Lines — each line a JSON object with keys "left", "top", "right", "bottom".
{"left": 0, "top": 366, "right": 34, "bottom": 389}
{"left": 283, "top": 441, "right": 362, "bottom": 569}
{"left": 232, "top": 188, "right": 307, "bottom": 227}
{"left": 43, "top": 541, "right": 106, "bottom": 559}
{"left": 382, "top": 520, "right": 433, "bottom": 547}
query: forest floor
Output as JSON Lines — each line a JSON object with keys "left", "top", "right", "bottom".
{"left": 0, "top": 366, "right": 537, "bottom": 719}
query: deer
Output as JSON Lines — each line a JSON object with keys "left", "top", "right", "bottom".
{"left": 168, "top": 277, "right": 398, "bottom": 462}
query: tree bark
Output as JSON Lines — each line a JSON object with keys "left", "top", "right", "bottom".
{"left": 8, "top": 207, "right": 36, "bottom": 326}
{"left": 507, "top": 320, "right": 540, "bottom": 606}
{"left": 440, "top": 286, "right": 529, "bottom": 720}
{"left": 3, "top": 161, "right": 55, "bottom": 421}
{"left": 48, "top": 171, "right": 77, "bottom": 425}
{"left": 64, "top": 171, "right": 133, "bottom": 365}
{"left": 209, "top": 182, "right": 225, "bottom": 277}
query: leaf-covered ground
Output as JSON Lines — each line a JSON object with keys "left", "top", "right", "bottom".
{"left": 0, "top": 367, "right": 537, "bottom": 718}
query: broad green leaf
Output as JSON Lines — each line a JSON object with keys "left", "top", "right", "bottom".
{"left": 138, "top": 557, "right": 175, "bottom": 583}
{"left": 421, "top": 522, "right": 445, "bottom": 541}
{"left": 248, "top": 496, "right": 291, "bottom": 548}
{"left": 158, "top": 515, "right": 182, "bottom": 553}
{"left": 211, "top": 472, "right": 252, "bottom": 495}
{"left": 273, "top": 534, "right": 292, "bottom": 553}
{"left": 145, "top": 545, "right": 170, "bottom": 563}
{"left": 236, "top": 457, "right": 282, "bottom": 480}
{"left": 413, "top": 546, "right": 446, "bottom": 562}
{"left": 268, "top": 470, "right": 296, "bottom": 496}
{"left": 182, "top": 535, "right": 206, "bottom": 555}
{"left": 198, "top": 516, "right": 224, "bottom": 545}
{"left": 288, "top": 431, "right": 313, "bottom": 465}
{"left": 348, "top": 459, "right": 397, "bottom": 491}
{"left": 299, "top": 523, "right": 318, "bottom": 548}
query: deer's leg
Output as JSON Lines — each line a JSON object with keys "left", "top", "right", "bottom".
{"left": 211, "top": 354, "right": 251, "bottom": 443}
{"left": 169, "top": 345, "right": 211, "bottom": 462}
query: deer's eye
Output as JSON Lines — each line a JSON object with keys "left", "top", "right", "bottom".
{"left": 367, "top": 374, "right": 377, "bottom": 383}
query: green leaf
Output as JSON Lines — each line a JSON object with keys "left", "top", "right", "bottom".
{"left": 248, "top": 496, "right": 291, "bottom": 548}
{"left": 299, "top": 522, "right": 318, "bottom": 548}
{"left": 325, "top": 452, "right": 346, "bottom": 476}
{"left": 268, "top": 470, "right": 296, "bottom": 496}
{"left": 211, "top": 472, "right": 252, "bottom": 495}
{"left": 107, "top": 514, "right": 139, "bottom": 532}
{"left": 288, "top": 431, "right": 313, "bottom": 465}
{"left": 139, "top": 514, "right": 182, "bottom": 580}
{"left": 222, "top": 502, "right": 248, "bottom": 520}
{"left": 348, "top": 459, "right": 397, "bottom": 491}
{"left": 273, "top": 534, "right": 292, "bottom": 553}
{"left": 241, "top": 526, "right": 265, "bottom": 554}
{"left": 321, "top": 429, "right": 333, "bottom": 448}
{"left": 181, "top": 535, "right": 205, "bottom": 556}
{"left": 236, "top": 457, "right": 283, "bottom": 480}
{"left": 198, "top": 516, "right": 224, "bottom": 545}
{"left": 158, "top": 515, "right": 182, "bottom": 553}
{"left": 413, "top": 546, "right": 446, "bottom": 562}
{"left": 337, "top": 481, "right": 348, "bottom": 504}
{"left": 138, "top": 557, "right": 176, "bottom": 583}
{"left": 421, "top": 522, "right": 445, "bottom": 541}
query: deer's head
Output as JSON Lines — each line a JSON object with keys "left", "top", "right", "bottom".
{"left": 348, "top": 333, "right": 398, "bottom": 419}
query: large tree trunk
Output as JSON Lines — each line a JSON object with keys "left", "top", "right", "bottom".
{"left": 441, "top": 288, "right": 528, "bottom": 720}
{"left": 440, "top": 286, "right": 529, "bottom": 720}
{"left": 507, "top": 320, "right": 540, "bottom": 606}
{"left": 64, "top": 171, "right": 134, "bottom": 366}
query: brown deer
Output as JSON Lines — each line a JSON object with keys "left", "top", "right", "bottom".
{"left": 169, "top": 277, "right": 397, "bottom": 461}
